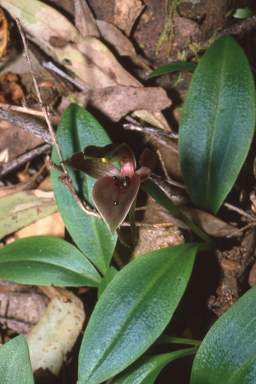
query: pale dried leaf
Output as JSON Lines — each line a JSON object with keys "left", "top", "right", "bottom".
{"left": 27, "top": 288, "right": 85, "bottom": 376}
{"left": 114, "top": 0, "right": 145, "bottom": 36}
{"left": 15, "top": 212, "right": 65, "bottom": 239}
{"left": 74, "top": 0, "right": 100, "bottom": 38}
{"left": 132, "top": 109, "right": 172, "bottom": 130}
{"left": 0, "top": 190, "right": 58, "bottom": 240}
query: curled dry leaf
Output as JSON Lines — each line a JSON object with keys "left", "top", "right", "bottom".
{"left": 160, "top": 206, "right": 242, "bottom": 237}
{"left": 0, "top": 7, "right": 9, "bottom": 60}
{"left": 114, "top": 0, "right": 145, "bottom": 36}
{"left": 74, "top": 0, "right": 100, "bottom": 38}
{"left": 27, "top": 287, "right": 85, "bottom": 376}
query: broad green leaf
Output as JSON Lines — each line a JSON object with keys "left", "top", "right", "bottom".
{"left": 98, "top": 265, "right": 118, "bottom": 299}
{"left": 0, "top": 335, "right": 34, "bottom": 384}
{"left": 148, "top": 62, "right": 197, "bottom": 78}
{"left": 112, "top": 347, "right": 197, "bottom": 384}
{"left": 0, "top": 236, "right": 101, "bottom": 286}
{"left": 0, "top": 190, "right": 57, "bottom": 240}
{"left": 51, "top": 104, "right": 117, "bottom": 274}
{"left": 78, "top": 243, "right": 199, "bottom": 384}
{"left": 233, "top": 7, "right": 253, "bottom": 18}
{"left": 191, "top": 285, "right": 256, "bottom": 384}
{"left": 179, "top": 35, "right": 256, "bottom": 214}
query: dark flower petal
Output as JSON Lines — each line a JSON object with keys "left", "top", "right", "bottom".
{"left": 136, "top": 148, "right": 157, "bottom": 182}
{"left": 92, "top": 174, "right": 140, "bottom": 234}
{"left": 63, "top": 152, "right": 120, "bottom": 179}
{"left": 84, "top": 143, "right": 136, "bottom": 170}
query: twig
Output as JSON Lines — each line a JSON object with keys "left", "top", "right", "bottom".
{"left": 224, "top": 202, "right": 256, "bottom": 221}
{"left": 168, "top": 15, "right": 256, "bottom": 63}
{"left": 123, "top": 123, "right": 178, "bottom": 139}
{"left": 0, "top": 143, "right": 52, "bottom": 178}
{"left": 16, "top": 19, "right": 100, "bottom": 219}
{"left": 16, "top": 19, "right": 67, "bottom": 175}
{"left": 0, "top": 103, "right": 45, "bottom": 116}
{"left": 0, "top": 108, "right": 53, "bottom": 144}
{"left": 42, "top": 61, "right": 90, "bottom": 92}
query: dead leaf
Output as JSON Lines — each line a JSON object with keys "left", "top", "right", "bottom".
{"left": 0, "top": 291, "right": 49, "bottom": 336}
{"left": 159, "top": 206, "right": 242, "bottom": 237}
{"left": 88, "top": 85, "right": 172, "bottom": 121}
{"left": 0, "top": 123, "right": 44, "bottom": 163}
{"left": 131, "top": 109, "right": 172, "bottom": 131}
{"left": 173, "top": 16, "right": 199, "bottom": 38}
{"left": 114, "top": 0, "right": 145, "bottom": 36}
{"left": 15, "top": 212, "right": 65, "bottom": 239}
{"left": 0, "top": 72, "right": 24, "bottom": 104}
{"left": 97, "top": 19, "right": 136, "bottom": 57}
{"left": 74, "top": 0, "right": 100, "bottom": 38}
{"left": 27, "top": 287, "right": 85, "bottom": 376}
{"left": 0, "top": 7, "right": 9, "bottom": 60}
{"left": 0, "top": 190, "right": 58, "bottom": 240}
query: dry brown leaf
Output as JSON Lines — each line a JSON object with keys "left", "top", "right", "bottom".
{"left": 0, "top": 123, "right": 44, "bottom": 164}
{"left": 0, "top": 72, "right": 24, "bottom": 104}
{"left": 97, "top": 19, "right": 136, "bottom": 57}
{"left": 15, "top": 212, "right": 65, "bottom": 239}
{"left": 74, "top": 0, "right": 100, "bottom": 38}
{"left": 0, "top": 7, "right": 9, "bottom": 60}
{"left": 114, "top": 0, "right": 145, "bottom": 36}
{"left": 0, "top": 291, "right": 49, "bottom": 336}
{"left": 88, "top": 85, "right": 172, "bottom": 122}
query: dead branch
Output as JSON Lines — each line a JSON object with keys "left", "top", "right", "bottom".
{"left": 0, "top": 108, "right": 53, "bottom": 144}
{"left": 0, "top": 143, "right": 52, "bottom": 178}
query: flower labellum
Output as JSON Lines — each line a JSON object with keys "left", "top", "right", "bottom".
{"left": 63, "top": 143, "right": 156, "bottom": 242}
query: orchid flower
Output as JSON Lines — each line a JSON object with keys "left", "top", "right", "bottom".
{"left": 63, "top": 143, "right": 156, "bottom": 242}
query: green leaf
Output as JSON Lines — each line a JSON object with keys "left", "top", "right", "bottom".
{"left": 233, "top": 7, "right": 253, "bottom": 18}
{"left": 179, "top": 35, "right": 256, "bottom": 214}
{"left": 78, "top": 243, "right": 199, "bottom": 384}
{"left": 155, "top": 333, "right": 201, "bottom": 346}
{"left": 0, "top": 236, "right": 101, "bottom": 286}
{"left": 0, "top": 190, "right": 57, "bottom": 240}
{"left": 112, "top": 347, "right": 198, "bottom": 384}
{"left": 51, "top": 104, "right": 117, "bottom": 274}
{"left": 98, "top": 265, "right": 118, "bottom": 299}
{"left": 148, "top": 62, "right": 197, "bottom": 78}
{"left": 191, "top": 285, "right": 256, "bottom": 384}
{"left": 0, "top": 335, "right": 34, "bottom": 384}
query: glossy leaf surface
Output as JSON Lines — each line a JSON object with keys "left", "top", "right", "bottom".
{"left": 78, "top": 243, "right": 199, "bottom": 384}
{"left": 0, "top": 236, "right": 101, "bottom": 286}
{"left": 179, "top": 35, "right": 256, "bottom": 214}
{"left": 51, "top": 104, "right": 117, "bottom": 274}
{"left": 191, "top": 285, "right": 256, "bottom": 384}
{"left": 112, "top": 347, "right": 197, "bottom": 384}
{"left": 148, "top": 62, "right": 197, "bottom": 78}
{"left": 98, "top": 265, "right": 118, "bottom": 299}
{"left": 0, "top": 335, "right": 34, "bottom": 384}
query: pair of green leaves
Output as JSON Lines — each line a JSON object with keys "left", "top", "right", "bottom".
{"left": 4, "top": 285, "right": 256, "bottom": 384}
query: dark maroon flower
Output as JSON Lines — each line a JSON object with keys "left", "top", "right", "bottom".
{"left": 63, "top": 143, "right": 156, "bottom": 242}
